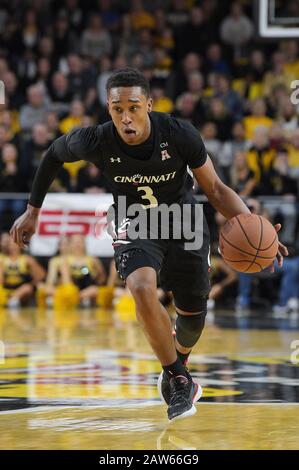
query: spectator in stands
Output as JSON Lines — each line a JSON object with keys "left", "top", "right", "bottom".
{"left": 173, "top": 92, "right": 202, "bottom": 128}
{"left": 59, "top": 99, "right": 85, "bottom": 134}
{"left": 246, "top": 127, "right": 277, "bottom": 195}
{"left": 35, "top": 57, "right": 52, "bottom": 94}
{"left": 49, "top": 72, "right": 73, "bottom": 108}
{"left": 45, "top": 112, "right": 62, "bottom": 141}
{"left": 81, "top": 14, "right": 112, "bottom": 61}
{"left": 97, "top": 56, "right": 112, "bottom": 106}
{"left": 66, "top": 234, "right": 106, "bottom": 307}
{"left": 151, "top": 86, "right": 174, "bottom": 114}
{"left": 100, "top": 0, "right": 121, "bottom": 32}
{"left": 281, "top": 39, "right": 299, "bottom": 77}
{"left": 230, "top": 150, "right": 256, "bottom": 197}
{"left": 76, "top": 162, "right": 110, "bottom": 194}
{"left": 0, "top": 232, "right": 10, "bottom": 256}
{"left": 166, "top": 0, "right": 190, "bottom": 30}
{"left": 58, "top": 0, "right": 83, "bottom": 34}
{"left": 268, "top": 124, "right": 286, "bottom": 152}
{"left": 272, "top": 152, "right": 298, "bottom": 198}
{"left": 273, "top": 248, "right": 299, "bottom": 315}
{"left": 66, "top": 53, "right": 95, "bottom": 100}
{"left": 263, "top": 51, "right": 295, "bottom": 98}
{"left": 38, "top": 234, "right": 72, "bottom": 308}
{"left": 38, "top": 36, "right": 57, "bottom": 71}
{"left": 220, "top": 2, "right": 253, "bottom": 60}
{"left": 200, "top": 122, "right": 222, "bottom": 163}
{"left": 2, "top": 70, "right": 24, "bottom": 111}
{"left": 129, "top": 29, "right": 155, "bottom": 68}
{"left": 53, "top": 14, "right": 78, "bottom": 60}
{"left": 208, "top": 252, "right": 237, "bottom": 311}
{"left": 153, "top": 47, "right": 173, "bottom": 75}
{"left": 19, "top": 122, "right": 49, "bottom": 189}
{"left": 15, "top": 9, "right": 39, "bottom": 55}
{"left": 204, "top": 43, "right": 230, "bottom": 76}
{"left": 206, "top": 97, "right": 233, "bottom": 141}
{"left": 278, "top": 100, "right": 299, "bottom": 137}
{"left": 0, "top": 237, "right": 45, "bottom": 309}
{"left": 0, "top": 144, "right": 27, "bottom": 224}
{"left": 130, "top": 0, "right": 156, "bottom": 31}
{"left": 214, "top": 73, "right": 244, "bottom": 120}
{"left": 155, "top": 25, "right": 174, "bottom": 58}
{"left": 246, "top": 50, "right": 267, "bottom": 84}
{"left": 186, "top": 71, "right": 206, "bottom": 119}
{"left": 0, "top": 125, "right": 10, "bottom": 156}
{"left": 243, "top": 99, "right": 273, "bottom": 141}
{"left": 19, "top": 84, "right": 49, "bottom": 132}
{"left": 166, "top": 52, "right": 202, "bottom": 100}
{"left": 221, "top": 122, "right": 247, "bottom": 174}
{"left": 286, "top": 129, "right": 299, "bottom": 177}
{"left": 175, "top": 6, "right": 210, "bottom": 58}
{"left": 0, "top": 110, "right": 20, "bottom": 147}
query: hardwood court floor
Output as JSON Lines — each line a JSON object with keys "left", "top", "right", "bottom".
{"left": 0, "top": 307, "right": 298, "bottom": 450}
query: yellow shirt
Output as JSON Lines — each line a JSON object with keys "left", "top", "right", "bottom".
{"left": 284, "top": 61, "right": 299, "bottom": 78}
{"left": 59, "top": 117, "right": 83, "bottom": 135}
{"left": 1, "top": 255, "right": 30, "bottom": 288}
{"left": 67, "top": 256, "right": 96, "bottom": 281}
{"left": 243, "top": 115, "right": 274, "bottom": 140}
{"left": 246, "top": 147, "right": 276, "bottom": 183}
{"left": 130, "top": 11, "right": 155, "bottom": 31}
{"left": 262, "top": 71, "right": 295, "bottom": 97}
{"left": 152, "top": 97, "right": 174, "bottom": 114}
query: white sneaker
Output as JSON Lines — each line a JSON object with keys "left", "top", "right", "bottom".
{"left": 80, "top": 298, "right": 91, "bottom": 308}
{"left": 272, "top": 305, "right": 289, "bottom": 318}
{"left": 7, "top": 297, "right": 21, "bottom": 309}
{"left": 46, "top": 296, "right": 53, "bottom": 308}
{"left": 287, "top": 298, "right": 299, "bottom": 312}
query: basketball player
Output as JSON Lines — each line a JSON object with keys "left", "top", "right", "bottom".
{"left": 10, "top": 68, "right": 287, "bottom": 421}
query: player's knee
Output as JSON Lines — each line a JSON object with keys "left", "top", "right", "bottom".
{"left": 128, "top": 280, "right": 157, "bottom": 304}
{"left": 175, "top": 306, "right": 207, "bottom": 348}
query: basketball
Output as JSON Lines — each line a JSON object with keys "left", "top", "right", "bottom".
{"left": 219, "top": 214, "right": 279, "bottom": 273}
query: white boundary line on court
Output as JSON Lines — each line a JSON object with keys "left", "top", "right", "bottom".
{"left": 1, "top": 402, "right": 299, "bottom": 416}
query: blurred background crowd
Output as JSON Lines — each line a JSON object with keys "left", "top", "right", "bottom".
{"left": 0, "top": 0, "right": 299, "bottom": 314}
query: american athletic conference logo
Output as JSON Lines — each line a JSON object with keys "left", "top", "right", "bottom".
{"left": 160, "top": 141, "right": 171, "bottom": 161}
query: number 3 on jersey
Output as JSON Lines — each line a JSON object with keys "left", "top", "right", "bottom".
{"left": 137, "top": 186, "right": 158, "bottom": 209}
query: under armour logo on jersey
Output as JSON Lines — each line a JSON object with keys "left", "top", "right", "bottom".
{"left": 110, "top": 157, "right": 121, "bottom": 163}
{"left": 161, "top": 149, "right": 171, "bottom": 161}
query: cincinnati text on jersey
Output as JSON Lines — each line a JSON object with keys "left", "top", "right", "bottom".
{"left": 114, "top": 171, "right": 177, "bottom": 184}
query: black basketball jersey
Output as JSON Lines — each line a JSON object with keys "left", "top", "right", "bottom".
{"left": 55, "top": 112, "right": 207, "bottom": 210}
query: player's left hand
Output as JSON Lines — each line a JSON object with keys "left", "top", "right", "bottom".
{"left": 269, "top": 223, "right": 288, "bottom": 272}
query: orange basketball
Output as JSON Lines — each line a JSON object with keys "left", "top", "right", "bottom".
{"left": 219, "top": 213, "right": 279, "bottom": 273}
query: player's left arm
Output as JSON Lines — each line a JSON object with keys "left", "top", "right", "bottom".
{"left": 192, "top": 156, "right": 288, "bottom": 267}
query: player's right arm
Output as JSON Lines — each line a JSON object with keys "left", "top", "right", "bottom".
{"left": 10, "top": 126, "right": 102, "bottom": 248}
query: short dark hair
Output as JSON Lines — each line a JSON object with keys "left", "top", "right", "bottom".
{"left": 106, "top": 68, "right": 150, "bottom": 98}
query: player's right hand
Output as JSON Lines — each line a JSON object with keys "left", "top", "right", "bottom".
{"left": 9, "top": 204, "right": 40, "bottom": 249}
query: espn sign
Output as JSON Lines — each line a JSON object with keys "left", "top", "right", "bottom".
{"left": 30, "top": 193, "right": 114, "bottom": 257}
{"left": 37, "top": 209, "right": 107, "bottom": 237}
